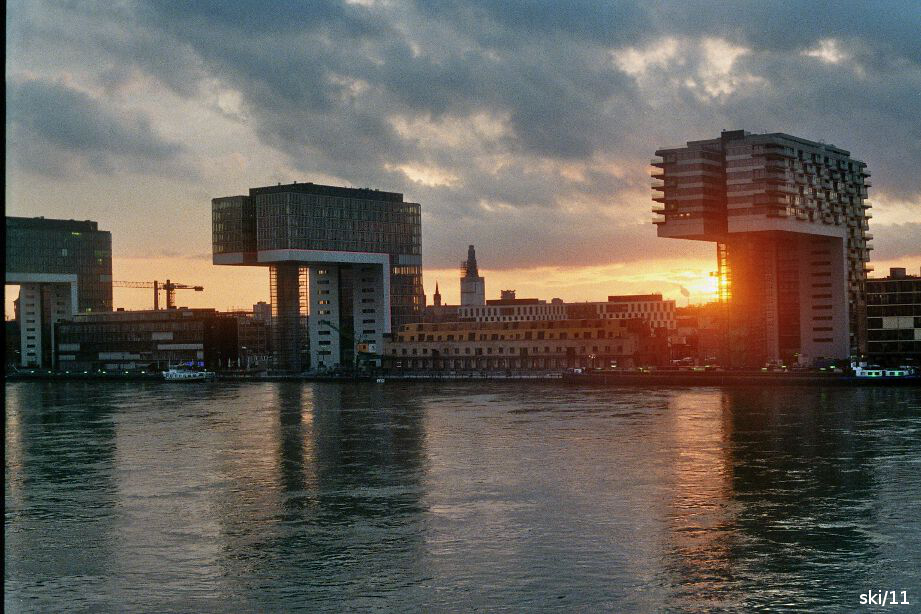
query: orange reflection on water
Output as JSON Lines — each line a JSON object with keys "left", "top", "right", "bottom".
{"left": 663, "top": 390, "right": 739, "bottom": 607}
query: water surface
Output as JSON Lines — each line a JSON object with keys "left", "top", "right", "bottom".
{"left": 5, "top": 382, "right": 921, "bottom": 611}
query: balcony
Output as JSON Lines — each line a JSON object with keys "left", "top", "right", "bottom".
{"left": 863, "top": 180, "right": 872, "bottom": 187}
{"left": 650, "top": 158, "right": 665, "bottom": 167}
{"left": 652, "top": 195, "right": 666, "bottom": 203}
{"left": 767, "top": 207, "right": 791, "bottom": 218}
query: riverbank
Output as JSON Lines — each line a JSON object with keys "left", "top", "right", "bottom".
{"left": 6, "top": 369, "right": 919, "bottom": 386}
{"left": 563, "top": 371, "right": 921, "bottom": 387}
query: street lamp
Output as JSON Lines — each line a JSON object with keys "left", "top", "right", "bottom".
{"left": 589, "top": 353, "right": 596, "bottom": 370}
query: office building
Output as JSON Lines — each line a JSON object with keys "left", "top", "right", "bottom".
{"left": 652, "top": 130, "right": 872, "bottom": 366}
{"left": 673, "top": 303, "right": 724, "bottom": 365}
{"left": 5, "top": 217, "right": 113, "bottom": 367}
{"left": 55, "top": 308, "right": 243, "bottom": 372}
{"left": 253, "top": 301, "right": 272, "bottom": 322}
{"left": 565, "top": 294, "right": 677, "bottom": 332}
{"left": 383, "top": 318, "right": 641, "bottom": 371}
{"left": 865, "top": 267, "right": 921, "bottom": 365}
{"left": 212, "top": 182, "right": 424, "bottom": 371}
{"left": 460, "top": 245, "right": 486, "bottom": 306}
{"left": 458, "top": 297, "right": 566, "bottom": 322}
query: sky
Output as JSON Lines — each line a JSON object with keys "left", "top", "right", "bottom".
{"left": 6, "top": 0, "right": 921, "bottom": 314}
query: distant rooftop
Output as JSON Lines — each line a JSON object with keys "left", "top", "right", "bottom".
{"left": 486, "top": 298, "right": 543, "bottom": 306}
{"left": 607, "top": 294, "right": 664, "bottom": 302}
{"left": 657, "top": 130, "right": 853, "bottom": 158}
{"left": 248, "top": 182, "right": 404, "bottom": 202}
{"left": 6, "top": 216, "right": 101, "bottom": 232}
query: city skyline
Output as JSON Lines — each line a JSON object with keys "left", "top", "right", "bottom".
{"left": 6, "top": 1, "right": 921, "bottom": 315}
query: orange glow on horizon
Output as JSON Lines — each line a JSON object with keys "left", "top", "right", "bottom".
{"left": 6, "top": 255, "right": 919, "bottom": 318}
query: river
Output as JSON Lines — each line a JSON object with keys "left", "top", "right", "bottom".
{"left": 5, "top": 382, "right": 920, "bottom": 611}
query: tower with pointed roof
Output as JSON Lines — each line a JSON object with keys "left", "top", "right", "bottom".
{"left": 460, "top": 245, "right": 485, "bottom": 306}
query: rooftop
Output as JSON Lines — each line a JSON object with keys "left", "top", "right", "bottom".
{"left": 6, "top": 217, "right": 102, "bottom": 232}
{"left": 248, "top": 182, "right": 404, "bottom": 202}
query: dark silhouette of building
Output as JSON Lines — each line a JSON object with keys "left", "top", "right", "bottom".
{"left": 55, "top": 308, "right": 242, "bottom": 371}
{"left": 653, "top": 131, "right": 872, "bottom": 366}
{"left": 5, "top": 216, "right": 113, "bottom": 367}
{"left": 865, "top": 267, "right": 921, "bottom": 366}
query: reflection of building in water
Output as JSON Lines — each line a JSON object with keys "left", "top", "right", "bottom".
{"left": 663, "top": 388, "right": 888, "bottom": 609}
{"left": 4, "top": 384, "right": 119, "bottom": 589}
{"left": 210, "top": 383, "right": 429, "bottom": 604}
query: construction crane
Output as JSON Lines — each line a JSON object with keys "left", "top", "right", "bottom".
{"left": 112, "top": 279, "right": 204, "bottom": 310}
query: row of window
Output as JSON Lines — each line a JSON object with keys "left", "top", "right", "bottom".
{"left": 393, "top": 345, "right": 626, "bottom": 356}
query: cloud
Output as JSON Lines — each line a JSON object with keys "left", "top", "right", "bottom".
{"left": 6, "top": 76, "right": 187, "bottom": 178}
{"left": 4, "top": 0, "right": 920, "bottom": 277}
{"left": 871, "top": 223, "right": 921, "bottom": 262}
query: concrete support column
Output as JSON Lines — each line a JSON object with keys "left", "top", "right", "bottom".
{"left": 19, "top": 284, "right": 42, "bottom": 367}
{"left": 271, "top": 264, "right": 304, "bottom": 372}
{"left": 308, "top": 265, "right": 340, "bottom": 370}
{"left": 17, "top": 283, "right": 73, "bottom": 368}
{"left": 351, "top": 264, "right": 385, "bottom": 367}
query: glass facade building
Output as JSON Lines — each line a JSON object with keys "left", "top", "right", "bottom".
{"left": 213, "top": 182, "right": 424, "bottom": 372}
{"left": 5, "top": 216, "right": 113, "bottom": 367}
{"left": 865, "top": 268, "right": 921, "bottom": 366}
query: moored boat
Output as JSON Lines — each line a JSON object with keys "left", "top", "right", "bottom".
{"left": 163, "top": 367, "right": 216, "bottom": 381}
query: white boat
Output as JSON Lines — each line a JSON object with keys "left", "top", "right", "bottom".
{"left": 163, "top": 367, "right": 216, "bottom": 381}
{"left": 851, "top": 362, "right": 916, "bottom": 379}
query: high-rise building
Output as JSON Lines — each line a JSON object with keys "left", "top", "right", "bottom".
{"left": 5, "top": 217, "right": 113, "bottom": 367}
{"left": 460, "top": 245, "right": 485, "bottom": 306}
{"left": 652, "top": 131, "right": 872, "bottom": 366}
{"left": 865, "top": 267, "right": 921, "bottom": 366}
{"left": 212, "top": 182, "right": 423, "bottom": 371}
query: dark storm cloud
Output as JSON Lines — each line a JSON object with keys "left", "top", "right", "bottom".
{"left": 7, "top": 77, "right": 185, "bottom": 177}
{"left": 6, "top": 0, "right": 920, "bottom": 268}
